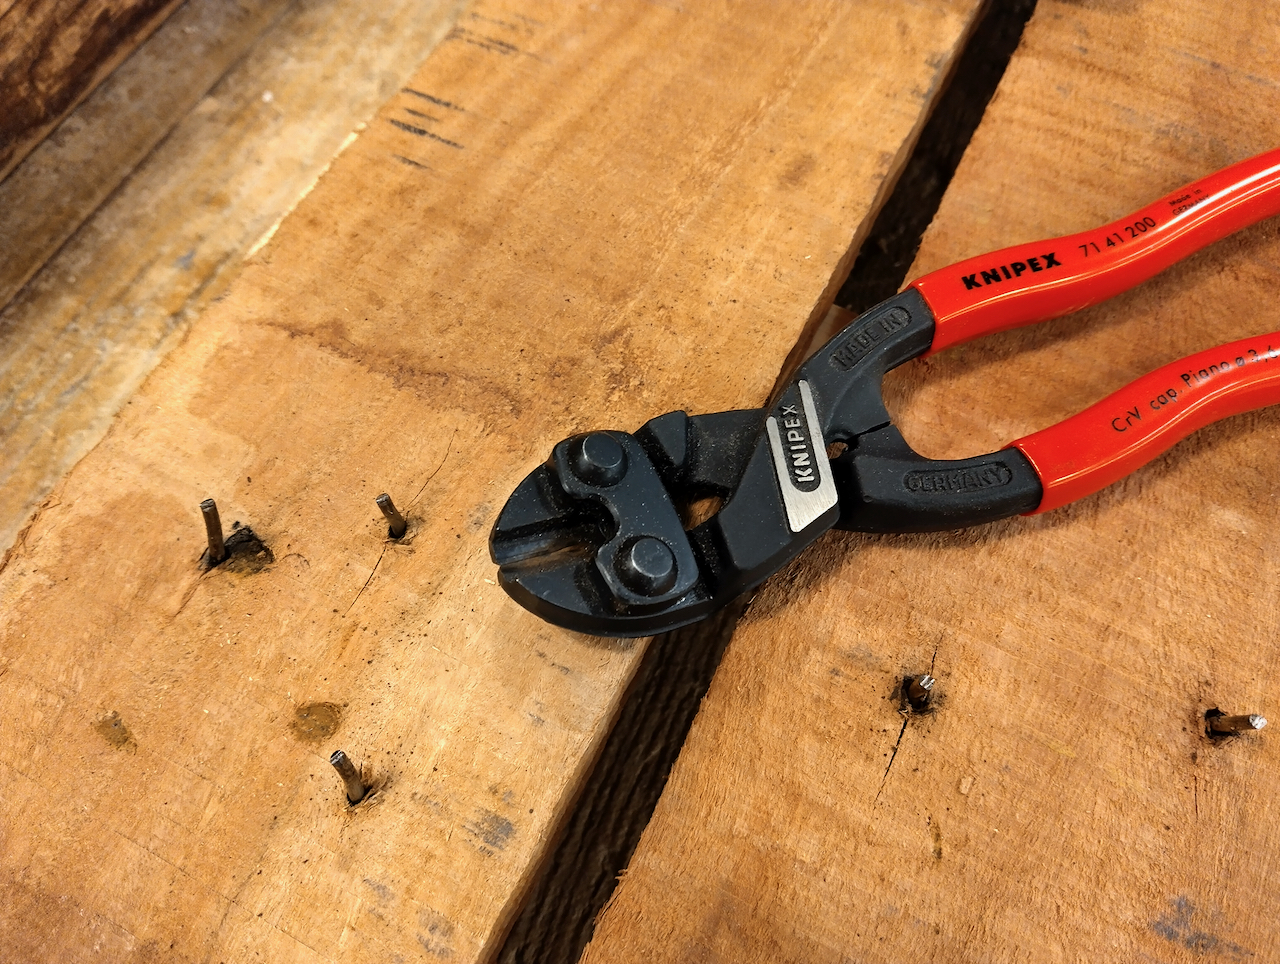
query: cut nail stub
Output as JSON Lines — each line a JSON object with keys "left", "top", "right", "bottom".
{"left": 330, "top": 749, "right": 367, "bottom": 803}
{"left": 1208, "top": 713, "right": 1267, "bottom": 735}
{"left": 907, "top": 674, "right": 935, "bottom": 707}
{"left": 376, "top": 493, "right": 407, "bottom": 539}
{"left": 200, "top": 498, "right": 225, "bottom": 565}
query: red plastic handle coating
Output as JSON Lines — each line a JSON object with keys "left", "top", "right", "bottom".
{"left": 911, "top": 147, "right": 1280, "bottom": 353}
{"left": 1012, "top": 333, "right": 1280, "bottom": 514}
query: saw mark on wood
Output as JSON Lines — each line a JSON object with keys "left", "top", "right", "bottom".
{"left": 393, "top": 154, "right": 432, "bottom": 171}
{"left": 387, "top": 117, "right": 465, "bottom": 149}
{"left": 404, "top": 107, "right": 443, "bottom": 123}
{"left": 402, "top": 87, "right": 466, "bottom": 111}
{"left": 446, "top": 26, "right": 528, "bottom": 58}
{"left": 1171, "top": 49, "right": 1280, "bottom": 90}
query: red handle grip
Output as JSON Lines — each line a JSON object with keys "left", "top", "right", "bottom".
{"left": 911, "top": 147, "right": 1280, "bottom": 353}
{"left": 1012, "top": 332, "right": 1280, "bottom": 514}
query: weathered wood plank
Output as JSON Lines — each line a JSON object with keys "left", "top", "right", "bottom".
{"left": 0, "top": 0, "right": 292, "bottom": 312}
{"left": 0, "top": 0, "right": 464, "bottom": 556}
{"left": 583, "top": 1, "right": 1280, "bottom": 961}
{"left": 0, "top": 0, "right": 183, "bottom": 181}
{"left": 0, "top": 0, "right": 983, "bottom": 960}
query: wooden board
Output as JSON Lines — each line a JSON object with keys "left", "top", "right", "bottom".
{"left": 582, "top": 2, "right": 1280, "bottom": 961}
{"left": 0, "top": 0, "right": 464, "bottom": 556}
{"left": 0, "top": 0, "right": 183, "bottom": 181}
{"left": 0, "top": 0, "right": 294, "bottom": 312}
{"left": 0, "top": 1, "right": 985, "bottom": 960}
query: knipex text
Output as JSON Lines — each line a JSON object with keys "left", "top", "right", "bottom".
{"left": 960, "top": 252, "right": 1062, "bottom": 290}
{"left": 780, "top": 405, "right": 817, "bottom": 485}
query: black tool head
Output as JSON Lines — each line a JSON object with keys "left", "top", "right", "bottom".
{"left": 489, "top": 288, "right": 1048, "bottom": 636}
{"left": 488, "top": 405, "right": 839, "bottom": 636}
{"left": 490, "top": 427, "right": 715, "bottom": 636}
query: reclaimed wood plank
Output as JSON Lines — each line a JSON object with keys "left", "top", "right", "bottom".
{"left": 0, "top": 0, "right": 294, "bottom": 312}
{"left": 0, "top": 0, "right": 984, "bottom": 960}
{"left": 0, "top": 0, "right": 183, "bottom": 181}
{"left": 0, "top": 0, "right": 464, "bottom": 555}
{"left": 583, "top": 1, "right": 1280, "bottom": 961}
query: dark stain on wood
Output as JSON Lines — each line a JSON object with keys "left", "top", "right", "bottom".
{"left": 93, "top": 710, "right": 136, "bottom": 751}
{"left": 465, "top": 808, "right": 515, "bottom": 852}
{"left": 1150, "top": 896, "right": 1252, "bottom": 960}
{"left": 290, "top": 702, "right": 342, "bottom": 743}
{"left": 0, "top": 0, "right": 182, "bottom": 178}
{"left": 217, "top": 523, "right": 274, "bottom": 574}
{"left": 417, "top": 907, "right": 457, "bottom": 959}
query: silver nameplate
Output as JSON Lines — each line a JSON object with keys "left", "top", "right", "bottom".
{"left": 765, "top": 380, "right": 839, "bottom": 532}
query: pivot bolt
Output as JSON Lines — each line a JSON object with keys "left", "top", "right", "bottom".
{"left": 572, "top": 432, "right": 627, "bottom": 486}
{"left": 617, "top": 537, "right": 677, "bottom": 596}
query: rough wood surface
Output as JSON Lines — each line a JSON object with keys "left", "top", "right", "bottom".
{"left": 0, "top": 0, "right": 293, "bottom": 312}
{"left": 0, "top": 0, "right": 182, "bottom": 181}
{"left": 584, "top": 2, "right": 1280, "bottom": 961}
{"left": 0, "top": 0, "right": 465, "bottom": 556}
{"left": 0, "top": 1, "right": 984, "bottom": 960}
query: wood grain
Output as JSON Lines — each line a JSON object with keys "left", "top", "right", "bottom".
{"left": 0, "top": 0, "right": 464, "bottom": 556}
{"left": 583, "top": 2, "right": 1280, "bottom": 961}
{"left": 0, "top": 0, "right": 182, "bottom": 181}
{"left": 0, "top": 0, "right": 984, "bottom": 960}
{"left": 0, "top": 0, "right": 293, "bottom": 312}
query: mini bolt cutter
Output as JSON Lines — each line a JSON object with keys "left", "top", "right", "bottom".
{"left": 491, "top": 148, "right": 1280, "bottom": 636}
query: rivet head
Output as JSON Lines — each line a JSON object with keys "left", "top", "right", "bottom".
{"left": 572, "top": 432, "right": 628, "bottom": 486}
{"left": 617, "top": 537, "right": 677, "bottom": 596}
